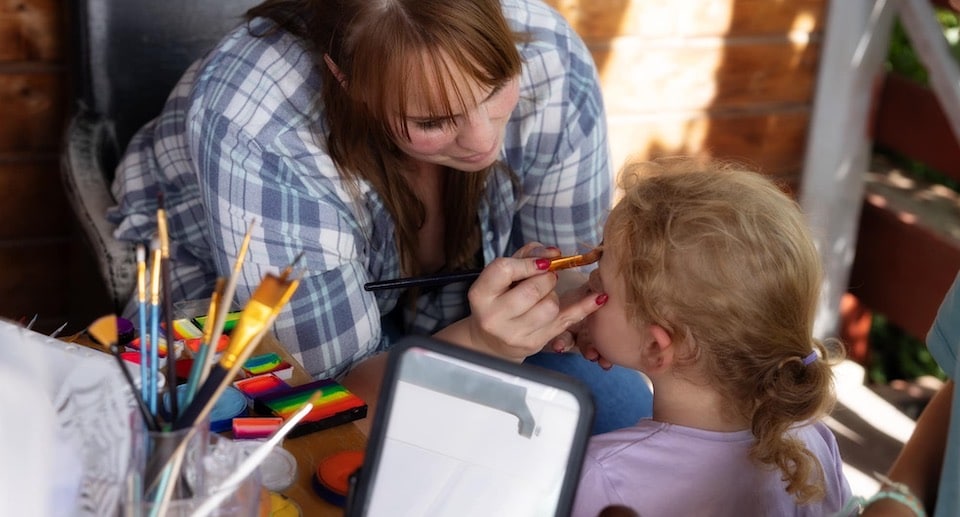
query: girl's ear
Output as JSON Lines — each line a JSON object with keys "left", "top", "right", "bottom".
{"left": 323, "top": 53, "right": 349, "bottom": 89}
{"left": 642, "top": 324, "right": 674, "bottom": 373}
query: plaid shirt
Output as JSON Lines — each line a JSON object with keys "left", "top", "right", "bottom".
{"left": 108, "top": 0, "right": 610, "bottom": 380}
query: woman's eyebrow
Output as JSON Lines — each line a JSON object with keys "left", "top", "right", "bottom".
{"left": 406, "top": 82, "right": 506, "bottom": 122}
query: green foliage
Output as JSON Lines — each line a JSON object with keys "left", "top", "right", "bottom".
{"left": 887, "top": 9, "right": 960, "bottom": 84}
{"left": 866, "top": 314, "right": 947, "bottom": 384}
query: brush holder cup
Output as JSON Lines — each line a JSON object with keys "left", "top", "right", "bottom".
{"left": 122, "top": 412, "right": 262, "bottom": 516}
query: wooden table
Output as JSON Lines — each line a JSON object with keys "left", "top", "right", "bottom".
{"left": 257, "top": 335, "right": 368, "bottom": 517}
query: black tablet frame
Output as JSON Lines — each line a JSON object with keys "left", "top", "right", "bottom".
{"left": 345, "top": 335, "right": 595, "bottom": 517}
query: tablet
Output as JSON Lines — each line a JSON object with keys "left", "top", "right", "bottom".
{"left": 346, "top": 336, "right": 595, "bottom": 517}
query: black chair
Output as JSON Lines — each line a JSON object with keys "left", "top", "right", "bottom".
{"left": 61, "top": 0, "right": 259, "bottom": 312}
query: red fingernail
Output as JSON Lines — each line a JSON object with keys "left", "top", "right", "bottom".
{"left": 595, "top": 293, "right": 608, "bottom": 305}
{"left": 535, "top": 258, "right": 551, "bottom": 270}
{"left": 546, "top": 246, "right": 560, "bottom": 252}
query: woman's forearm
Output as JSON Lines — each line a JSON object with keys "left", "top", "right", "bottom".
{"left": 878, "top": 380, "right": 953, "bottom": 512}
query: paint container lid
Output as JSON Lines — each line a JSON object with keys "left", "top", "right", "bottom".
{"left": 117, "top": 317, "right": 136, "bottom": 346}
{"left": 208, "top": 386, "right": 248, "bottom": 433}
{"left": 313, "top": 450, "right": 363, "bottom": 507}
{"left": 170, "top": 384, "right": 247, "bottom": 432}
{"left": 267, "top": 491, "right": 302, "bottom": 517}
{"left": 233, "top": 440, "right": 298, "bottom": 492}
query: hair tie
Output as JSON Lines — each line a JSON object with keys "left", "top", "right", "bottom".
{"left": 801, "top": 351, "right": 818, "bottom": 366}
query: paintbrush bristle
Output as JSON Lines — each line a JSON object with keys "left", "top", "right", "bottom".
{"left": 546, "top": 246, "right": 603, "bottom": 272}
{"left": 88, "top": 314, "right": 119, "bottom": 348}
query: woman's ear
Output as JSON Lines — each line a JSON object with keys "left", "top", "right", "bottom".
{"left": 323, "top": 53, "right": 348, "bottom": 88}
{"left": 642, "top": 324, "right": 674, "bottom": 373}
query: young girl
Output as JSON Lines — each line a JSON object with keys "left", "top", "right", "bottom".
{"left": 569, "top": 158, "right": 853, "bottom": 516}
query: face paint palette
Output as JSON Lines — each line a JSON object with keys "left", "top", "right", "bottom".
{"left": 252, "top": 379, "right": 367, "bottom": 438}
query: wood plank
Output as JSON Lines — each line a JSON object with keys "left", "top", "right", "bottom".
{"left": 0, "top": 158, "right": 70, "bottom": 239}
{"left": 607, "top": 109, "right": 809, "bottom": 178}
{"left": 0, "top": 71, "right": 65, "bottom": 153}
{"left": 848, "top": 158, "right": 960, "bottom": 341}
{"left": 849, "top": 200, "right": 960, "bottom": 341}
{"left": 873, "top": 73, "right": 960, "bottom": 183}
{"left": 0, "top": 0, "right": 63, "bottom": 61}
{"left": 0, "top": 240, "right": 70, "bottom": 319}
{"left": 597, "top": 40, "right": 820, "bottom": 112}
{"left": 544, "top": 0, "right": 825, "bottom": 40}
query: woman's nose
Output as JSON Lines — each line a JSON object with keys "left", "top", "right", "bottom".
{"left": 455, "top": 109, "right": 496, "bottom": 153}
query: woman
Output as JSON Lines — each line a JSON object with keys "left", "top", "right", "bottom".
{"left": 108, "top": 0, "right": 651, "bottom": 433}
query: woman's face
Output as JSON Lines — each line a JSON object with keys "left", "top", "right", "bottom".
{"left": 392, "top": 68, "right": 520, "bottom": 172}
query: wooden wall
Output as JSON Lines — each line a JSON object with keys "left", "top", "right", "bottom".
{"left": 0, "top": 0, "right": 110, "bottom": 334}
{"left": 0, "top": 0, "right": 826, "bottom": 334}
{"left": 545, "top": 0, "right": 826, "bottom": 189}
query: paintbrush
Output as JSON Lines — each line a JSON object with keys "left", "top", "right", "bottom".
{"left": 157, "top": 192, "right": 178, "bottom": 421}
{"left": 363, "top": 246, "right": 604, "bottom": 291}
{"left": 148, "top": 237, "right": 163, "bottom": 415}
{"left": 136, "top": 243, "right": 149, "bottom": 405}
{"left": 198, "top": 218, "right": 256, "bottom": 387}
{"left": 88, "top": 315, "right": 159, "bottom": 431}
{"left": 190, "top": 391, "right": 325, "bottom": 517}
{"left": 182, "top": 277, "right": 225, "bottom": 406}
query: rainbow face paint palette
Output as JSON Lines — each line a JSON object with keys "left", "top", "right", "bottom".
{"left": 232, "top": 416, "right": 285, "bottom": 439}
{"left": 253, "top": 379, "right": 367, "bottom": 438}
{"left": 242, "top": 352, "right": 293, "bottom": 379}
{"left": 234, "top": 373, "right": 290, "bottom": 399}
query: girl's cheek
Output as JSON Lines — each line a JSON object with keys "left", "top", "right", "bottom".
{"left": 586, "top": 270, "right": 602, "bottom": 294}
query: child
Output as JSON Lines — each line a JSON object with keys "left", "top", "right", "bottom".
{"left": 569, "top": 157, "right": 853, "bottom": 516}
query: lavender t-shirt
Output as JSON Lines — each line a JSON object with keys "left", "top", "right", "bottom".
{"left": 572, "top": 419, "right": 852, "bottom": 517}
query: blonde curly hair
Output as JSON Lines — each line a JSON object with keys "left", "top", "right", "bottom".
{"left": 605, "top": 156, "right": 845, "bottom": 503}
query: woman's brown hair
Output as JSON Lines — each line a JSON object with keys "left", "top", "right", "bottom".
{"left": 246, "top": 0, "right": 524, "bottom": 278}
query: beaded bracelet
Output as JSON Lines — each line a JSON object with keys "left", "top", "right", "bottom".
{"left": 861, "top": 473, "right": 927, "bottom": 516}
{"left": 834, "top": 472, "right": 927, "bottom": 516}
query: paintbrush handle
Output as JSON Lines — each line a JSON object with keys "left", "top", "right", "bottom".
{"left": 363, "top": 269, "right": 482, "bottom": 291}
{"left": 173, "top": 365, "right": 227, "bottom": 431}
{"left": 149, "top": 303, "right": 160, "bottom": 415}
{"left": 161, "top": 259, "right": 178, "bottom": 420}
{"left": 109, "top": 345, "right": 159, "bottom": 431}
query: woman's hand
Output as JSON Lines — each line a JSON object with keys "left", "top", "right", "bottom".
{"left": 546, "top": 281, "right": 615, "bottom": 369}
{"left": 434, "top": 243, "right": 606, "bottom": 361}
